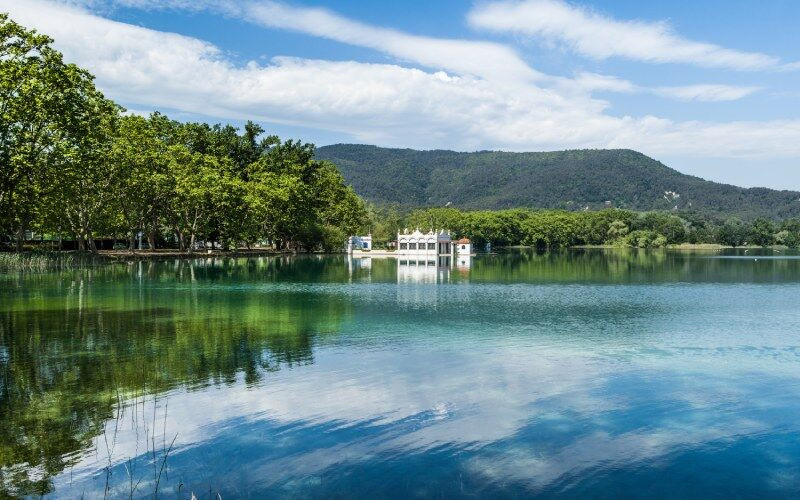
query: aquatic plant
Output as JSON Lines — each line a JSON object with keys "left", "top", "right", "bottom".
{"left": 0, "top": 251, "right": 111, "bottom": 272}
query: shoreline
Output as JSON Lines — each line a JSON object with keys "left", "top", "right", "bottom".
{"left": 98, "top": 249, "right": 288, "bottom": 260}
{"left": 2, "top": 243, "right": 792, "bottom": 262}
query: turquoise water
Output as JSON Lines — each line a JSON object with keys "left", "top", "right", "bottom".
{"left": 2, "top": 249, "right": 800, "bottom": 498}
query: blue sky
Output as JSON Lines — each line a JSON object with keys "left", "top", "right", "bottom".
{"left": 3, "top": 0, "right": 800, "bottom": 189}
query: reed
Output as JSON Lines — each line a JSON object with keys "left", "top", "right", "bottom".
{"left": 0, "top": 251, "right": 111, "bottom": 271}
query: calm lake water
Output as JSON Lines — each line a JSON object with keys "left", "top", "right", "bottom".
{"left": 3, "top": 249, "right": 800, "bottom": 498}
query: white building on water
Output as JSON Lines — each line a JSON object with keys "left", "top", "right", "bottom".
{"left": 397, "top": 229, "right": 455, "bottom": 256}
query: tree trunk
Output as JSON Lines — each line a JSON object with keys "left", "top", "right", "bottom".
{"left": 147, "top": 230, "right": 156, "bottom": 252}
{"left": 88, "top": 235, "right": 98, "bottom": 253}
{"left": 129, "top": 232, "right": 136, "bottom": 254}
{"left": 15, "top": 221, "right": 25, "bottom": 252}
{"left": 188, "top": 232, "right": 196, "bottom": 254}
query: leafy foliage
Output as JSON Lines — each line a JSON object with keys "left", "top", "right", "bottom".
{"left": 0, "top": 15, "right": 367, "bottom": 253}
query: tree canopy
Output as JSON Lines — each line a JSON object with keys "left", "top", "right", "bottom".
{"left": 0, "top": 14, "right": 368, "bottom": 253}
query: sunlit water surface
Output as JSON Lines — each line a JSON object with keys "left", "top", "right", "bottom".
{"left": 2, "top": 249, "right": 800, "bottom": 498}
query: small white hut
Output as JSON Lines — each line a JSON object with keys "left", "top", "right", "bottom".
{"left": 346, "top": 234, "right": 372, "bottom": 253}
{"left": 455, "top": 238, "right": 472, "bottom": 255}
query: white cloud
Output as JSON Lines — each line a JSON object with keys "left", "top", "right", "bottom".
{"left": 569, "top": 72, "right": 636, "bottom": 93}
{"left": 244, "top": 1, "right": 544, "bottom": 84}
{"left": 3, "top": 0, "right": 800, "bottom": 161}
{"left": 468, "top": 0, "right": 792, "bottom": 71}
{"left": 567, "top": 75, "right": 759, "bottom": 102}
{"left": 60, "top": 0, "right": 542, "bottom": 84}
{"left": 654, "top": 84, "right": 761, "bottom": 102}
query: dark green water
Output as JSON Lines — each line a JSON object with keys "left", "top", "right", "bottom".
{"left": 2, "top": 249, "right": 800, "bottom": 498}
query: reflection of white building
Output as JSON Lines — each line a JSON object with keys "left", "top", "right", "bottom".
{"left": 396, "top": 257, "right": 451, "bottom": 305}
{"left": 346, "top": 234, "right": 372, "bottom": 253}
{"left": 397, "top": 256, "right": 452, "bottom": 284}
{"left": 397, "top": 229, "right": 454, "bottom": 256}
{"left": 346, "top": 256, "right": 372, "bottom": 283}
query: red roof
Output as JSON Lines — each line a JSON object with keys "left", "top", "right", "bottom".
{"left": 457, "top": 238, "right": 471, "bottom": 244}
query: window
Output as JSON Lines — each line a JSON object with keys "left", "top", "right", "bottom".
{"left": 428, "top": 242, "right": 436, "bottom": 250}
{"left": 363, "top": 242, "right": 369, "bottom": 249}
{"left": 461, "top": 245, "right": 466, "bottom": 250}
{"left": 400, "top": 242, "right": 408, "bottom": 250}
{"left": 409, "top": 243, "right": 417, "bottom": 250}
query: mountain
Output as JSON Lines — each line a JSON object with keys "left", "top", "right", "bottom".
{"left": 316, "top": 144, "right": 800, "bottom": 220}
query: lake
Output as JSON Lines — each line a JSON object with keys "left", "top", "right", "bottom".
{"left": 2, "top": 249, "right": 800, "bottom": 498}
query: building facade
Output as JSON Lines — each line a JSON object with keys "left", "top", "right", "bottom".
{"left": 397, "top": 229, "right": 454, "bottom": 256}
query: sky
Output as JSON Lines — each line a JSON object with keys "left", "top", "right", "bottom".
{"left": 2, "top": 0, "right": 800, "bottom": 189}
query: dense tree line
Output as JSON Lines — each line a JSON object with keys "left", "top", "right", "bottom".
{"left": 376, "top": 207, "right": 800, "bottom": 249}
{"left": 0, "top": 14, "right": 367, "bottom": 253}
{"left": 317, "top": 144, "right": 800, "bottom": 220}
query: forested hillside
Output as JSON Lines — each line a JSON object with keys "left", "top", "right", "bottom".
{"left": 317, "top": 144, "right": 800, "bottom": 220}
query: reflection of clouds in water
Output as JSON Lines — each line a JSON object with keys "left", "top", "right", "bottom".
{"left": 56, "top": 340, "right": 800, "bottom": 495}
{"left": 45, "top": 278, "right": 800, "bottom": 495}
{"left": 465, "top": 417, "right": 768, "bottom": 490}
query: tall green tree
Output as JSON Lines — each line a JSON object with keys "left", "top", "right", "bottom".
{"left": 0, "top": 14, "right": 85, "bottom": 249}
{"left": 109, "top": 114, "right": 171, "bottom": 251}
{"left": 165, "top": 146, "right": 242, "bottom": 252}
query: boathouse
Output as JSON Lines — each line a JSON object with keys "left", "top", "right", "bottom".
{"left": 397, "top": 229, "right": 454, "bottom": 256}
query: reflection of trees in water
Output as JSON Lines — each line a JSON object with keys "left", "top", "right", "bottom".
{"left": 464, "top": 248, "right": 800, "bottom": 284}
{"left": 0, "top": 260, "right": 352, "bottom": 496}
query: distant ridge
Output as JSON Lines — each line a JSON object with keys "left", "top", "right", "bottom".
{"left": 316, "top": 144, "right": 800, "bottom": 219}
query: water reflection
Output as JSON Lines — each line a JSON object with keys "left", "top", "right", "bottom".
{"left": 2, "top": 250, "right": 800, "bottom": 497}
{"left": 0, "top": 262, "right": 351, "bottom": 496}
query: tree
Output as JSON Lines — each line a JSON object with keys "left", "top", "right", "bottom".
{"left": 748, "top": 218, "right": 775, "bottom": 247}
{"left": 37, "top": 73, "right": 120, "bottom": 252}
{"left": 717, "top": 218, "right": 747, "bottom": 247}
{"left": 244, "top": 140, "right": 367, "bottom": 251}
{"left": 109, "top": 115, "right": 171, "bottom": 251}
{"left": 0, "top": 14, "right": 78, "bottom": 249}
{"left": 607, "top": 220, "right": 629, "bottom": 241}
{"left": 165, "top": 146, "right": 238, "bottom": 252}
